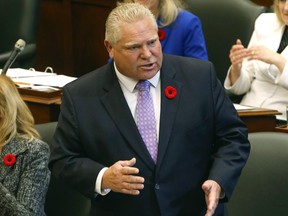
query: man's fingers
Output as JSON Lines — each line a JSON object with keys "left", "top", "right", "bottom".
{"left": 121, "top": 188, "right": 141, "bottom": 195}
{"left": 122, "top": 174, "right": 145, "bottom": 184}
{"left": 115, "top": 176, "right": 145, "bottom": 195}
{"left": 121, "top": 166, "right": 139, "bottom": 175}
{"left": 118, "top": 157, "right": 136, "bottom": 167}
{"left": 122, "top": 181, "right": 144, "bottom": 190}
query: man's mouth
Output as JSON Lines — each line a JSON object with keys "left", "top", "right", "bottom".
{"left": 140, "top": 63, "right": 155, "bottom": 70}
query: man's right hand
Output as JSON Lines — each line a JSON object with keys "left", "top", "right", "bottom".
{"left": 102, "top": 157, "right": 145, "bottom": 195}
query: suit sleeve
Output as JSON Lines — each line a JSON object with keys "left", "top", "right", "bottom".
{"left": 49, "top": 86, "right": 103, "bottom": 199}
{"left": 208, "top": 62, "right": 250, "bottom": 201}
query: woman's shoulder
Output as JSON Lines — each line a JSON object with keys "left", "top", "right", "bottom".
{"left": 176, "top": 9, "right": 201, "bottom": 22}
{"left": 12, "top": 137, "right": 50, "bottom": 156}
{"left": 255, "top": 13, "right": 282, "bottom": 31}
{"left": 27, "top": 138, "right": 50, "bottom": 155}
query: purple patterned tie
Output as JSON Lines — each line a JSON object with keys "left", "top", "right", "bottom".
{"left": 135, "top": 80, "right": 158, "bottom": 163}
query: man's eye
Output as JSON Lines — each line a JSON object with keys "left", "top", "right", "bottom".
{"left": 128, "top": 46, "right": 139, "bottom": 51}
{"left": 148, "top": 40, "right": 156, "bottom": 46}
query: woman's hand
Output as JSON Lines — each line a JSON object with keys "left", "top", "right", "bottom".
{"left": 229, "top": 39, "right": 249, "bottom": 84}
{"left": 248, "top": 46, "right": 286, "bottom": 73}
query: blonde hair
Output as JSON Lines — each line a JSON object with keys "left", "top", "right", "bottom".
{"left": 121, "top": 0, "right": 186, "bottom": 27}
{"left": 105, "top": 2, "right": 158, "bottom": 45}
{"left": 0, "top": 75, "right": 39, "bottom": 147}
{"left": 274, "top": 0, "right": 284, "bottom": 24}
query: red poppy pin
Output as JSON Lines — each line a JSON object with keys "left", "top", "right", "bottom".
{"left": 3, "top": 154, "right": 16, "bottom": 166}
{"left": 165, "top": 86, "right": 177, "bottom": 99}
{"left": 158, "top": 29, "right": 166, "bottom": 41}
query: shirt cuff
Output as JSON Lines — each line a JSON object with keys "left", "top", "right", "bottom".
{"left": 268, "top": 64, "right": 279, "bottom": 81}
{"left": 95, "top": 167, "right": 111, "bottom": 196}
{"left": 220, "top": 190, "right": 225, "bottom": 199}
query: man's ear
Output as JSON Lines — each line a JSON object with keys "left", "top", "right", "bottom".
{"left": 104, "top": 40, "right": 114, "bottom": 58}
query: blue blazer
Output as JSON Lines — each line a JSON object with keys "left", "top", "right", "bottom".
{"left": 158, "top": 10, "right": 208, "bottom": 60}
{"left": 50, "top": 54, "right": 249, "bottom": 216}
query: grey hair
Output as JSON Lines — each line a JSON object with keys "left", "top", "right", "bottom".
{"left": 105, "top": 3, "right": 158, "bottom": 45}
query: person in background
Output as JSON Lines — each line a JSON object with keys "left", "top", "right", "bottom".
{"left": 121, "top": 0, "right": 208, "bottom": 60}
{"left": 0, "top": 75, "right": 50, "bottom": 215}
{"left": 225, "top": 0, "right": 288, "bottom": 124}
{"left": 49, "top": 3, "right": 250, "bottom": 216}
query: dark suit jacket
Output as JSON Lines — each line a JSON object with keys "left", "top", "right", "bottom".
{"left": 49, "top": 54, "right": 250, "bottom": 216}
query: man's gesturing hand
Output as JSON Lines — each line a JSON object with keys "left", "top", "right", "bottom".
{"left": 202, "top": 180, "right": 221, "bottom": 216}
{"left": 102, "top": 158, "right": 145, "bottom": 195}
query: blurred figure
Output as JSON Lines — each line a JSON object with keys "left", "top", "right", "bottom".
{"left": 49, "top": 3, "right": 250, "bottom": 216}
{"left": 122, "top": 0, "right": 208, "bottom": 60}
{"left": 225, "top": 0, "right": 288, "bottom": 123}
{"left": 0, "top": 75, "right": 50, "bottom": 215}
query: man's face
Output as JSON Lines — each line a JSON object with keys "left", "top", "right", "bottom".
{"left": 105, "top": 17, "right": 162, "bottom": 80}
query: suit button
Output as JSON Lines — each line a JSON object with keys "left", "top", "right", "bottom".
{"left": 155, "top": 184, "right": 160, "bottom": 190}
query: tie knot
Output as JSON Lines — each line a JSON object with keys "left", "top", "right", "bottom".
{"left": 135, "top": 80, "right": 150, "bottom": 92}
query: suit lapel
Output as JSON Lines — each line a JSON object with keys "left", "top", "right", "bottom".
{"left": 100, "top": 70, "right": 155, "bottom": 170}
{"left": 157, "top": 58, "right": 183, "bottom": 170}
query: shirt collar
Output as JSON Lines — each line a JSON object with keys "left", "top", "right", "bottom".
{"left": 114, "top": 62, "right": 160, "bottom": 93}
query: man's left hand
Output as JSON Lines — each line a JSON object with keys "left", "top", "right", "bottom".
{"left": 202, "top": 180, "right": 222, "bottom": 216}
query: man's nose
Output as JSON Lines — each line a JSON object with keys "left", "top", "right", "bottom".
{"left": 140, "top": 45, "right": 152, "bottom": 58}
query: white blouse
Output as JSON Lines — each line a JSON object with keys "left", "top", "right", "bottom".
{"left": 224, "top": 13, "right": 288, "bottom": 120}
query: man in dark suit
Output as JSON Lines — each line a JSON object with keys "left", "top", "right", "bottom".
{"left": 49, "top": 3, "right": 250, "bottom": 216}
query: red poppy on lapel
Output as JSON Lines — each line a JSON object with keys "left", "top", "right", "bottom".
{"left": 165, "top": 86, "right": 177, "bottom": 99}
{"left": 158, "top": 29, "right": 166, "bottom": 41}
{"left": 3, "top": 154, "right": 16, "bottom": 166}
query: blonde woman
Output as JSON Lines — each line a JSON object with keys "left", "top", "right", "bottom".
{"left": 121, "top": 0, "right": 208, "bottom": 60}
{"left": 225, "top": 0, "right": 288, "bottom": 124}
{"left": 0, "top": 75, "right": 50, "bottom": 215}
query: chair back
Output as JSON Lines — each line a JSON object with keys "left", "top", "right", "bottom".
{"left": 0, "top": 0, "right": 40, "bottom": 69}
{"left": 35, "top": 122, "right": 91, "bottom": 216}
{"left": 227, "top": 132, "right": 288, "bottom": 216}
{"left": 185, "top": 0, "right": 266, "bottom": 84}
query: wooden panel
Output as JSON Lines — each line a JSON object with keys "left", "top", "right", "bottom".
{"left": 251, "top": 0, "right": 273, "bottom": 7}
{"left": 71, "top": 0, "right": 114, "bottom": 76}
{"left": 237, "top": 107, "right": 280, "bottom": 132}
{"left": 27, "top": 102, "right": 60, "bottom": 124}
{"left": 275, "top": 125, "right": 288, "bottom": 133}
{"left": 19, "top": 87, "right": 62, "bottom": 123}
{"left": 241, "top": 115, "right": 277, "bottom": 133}
{"left": 35, "top": 0, "right": 73, "bottom": 76}
{"left": 35, "top": 0, "right": 116, "bottom": 77}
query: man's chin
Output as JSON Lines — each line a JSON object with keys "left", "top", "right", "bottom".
{"left": 138, "top": 71, "right": 158, "bottom": 80}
